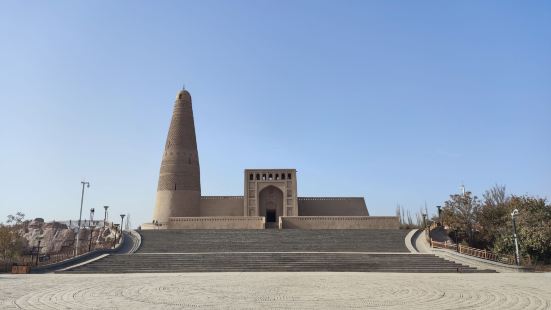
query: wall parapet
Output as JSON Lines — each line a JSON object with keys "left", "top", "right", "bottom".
{"left": 280, "top": 216, "right": 399, "bottom": 229}
{"left": 167, "top": 216, "right": 265, "bottom": 229}
{"left": 201, "top": 196, "right": 244, "bottom": 200}
{"left": 298, "top": 197, "right": 365, "bottom": 201}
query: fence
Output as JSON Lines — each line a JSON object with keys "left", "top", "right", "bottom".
{"left": 430, "top": 239, "right": 528, "bottom": 266}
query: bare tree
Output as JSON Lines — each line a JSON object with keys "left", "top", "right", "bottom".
{"left": 483, "top": 184, "right": 509, "bottom": 208}
{"left": 442, "top": 191, "right": 481, "bottom": 243}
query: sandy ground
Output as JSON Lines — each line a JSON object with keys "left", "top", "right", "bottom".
{"left": 1, "top": 272, "right": 550, "bottom": 309}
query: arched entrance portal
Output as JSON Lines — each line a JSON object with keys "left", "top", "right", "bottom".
{"left": 259, "top": 186, "right": 283, "bottom": 228}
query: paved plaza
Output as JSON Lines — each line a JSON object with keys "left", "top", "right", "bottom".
{"left": 1, "top": 272, "right": 550, "bottom": 309}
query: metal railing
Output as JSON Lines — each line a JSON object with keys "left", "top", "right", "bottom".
{"left": 430, "top": 239, "right": 526, "bottom": 265}
{"left": 18, "top": 239, "right": 117, "bottom": 268}
{"left": 14, "top": 225, "right": 123, "bottom": 270}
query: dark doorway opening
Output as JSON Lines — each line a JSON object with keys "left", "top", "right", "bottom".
{"left": 266, "top": 209, "right": 276, "bottom": 223}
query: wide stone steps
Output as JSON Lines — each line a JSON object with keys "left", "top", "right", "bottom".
{"left": 61, "top": 253, "right": 493, "bottom": 273}
{"left": 58, "top": 230, "right": 495, "bottom": 273}
{"left": 136, "top": 229, "right": 411, "bottom": 253}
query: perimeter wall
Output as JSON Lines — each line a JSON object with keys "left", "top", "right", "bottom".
{"left": 280, "top": 216, "right": 400, "bottom": 229}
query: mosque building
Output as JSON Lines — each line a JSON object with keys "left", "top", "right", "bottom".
{"left": 142, "top": 89, "right": 397, "bottom": 230}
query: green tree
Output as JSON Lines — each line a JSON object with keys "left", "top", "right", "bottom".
{"left": 511, "top": 196, "right": 551, "bottom": 264}
{"left": 479, "top": 194, "right": 551, "bottom": 264}
{"left": 440, "top": 185, "right": 551, "bottom": 265}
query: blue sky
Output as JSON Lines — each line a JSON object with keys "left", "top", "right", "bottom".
{"left": 1, "top": 1, "right": 550, "bottom": 227}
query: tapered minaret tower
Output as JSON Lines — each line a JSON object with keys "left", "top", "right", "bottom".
{"left": 153, "top": 88, "right": 201, "bottom": 223}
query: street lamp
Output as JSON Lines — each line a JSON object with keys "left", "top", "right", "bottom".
{"left": 113, "top": 224, "right": 120, "bottom": 248}
{"left": 421, "top": 212, "right": 428, "bottom": 239}
{"left": 75, "top": 181, "right": 90, "bottom": 256}
{"left": 89, "top": 208, "right": 95, "bottom": 227}
{"left": 511, "top": 209, "right": 520, "bottom": 266}
{"left": 454, "top": 228, "right": 459, "bottom": 253}
{"left": 103, "top": 206, "right": 109, "bottom": 226}
{"left": 88, "top": 225, "right": 95, "bottom": 252}
{"left": 421, "top": 213, "right": 427, "bottom": 229}
{"left": 87, "top": 208, "right": 95, "bottom": 252}
{"left": 35, "top": 236, "right": 43, "bottom": 266}
{"left": 120, "top": 214, "right": 126, "bottom": 233}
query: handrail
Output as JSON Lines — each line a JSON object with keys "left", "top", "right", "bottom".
{"left": 430, "top": 239, "right": 526, "bottom": 265}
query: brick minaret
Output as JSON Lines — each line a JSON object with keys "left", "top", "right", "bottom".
{"left": 153, "top": 89, "right": 201, "bottom": 223}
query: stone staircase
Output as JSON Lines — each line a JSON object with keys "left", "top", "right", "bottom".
{"left": 136, "top": 229, "right": 411, "bottom": 253}
{"left": 60, "top": 230, "right": 495, "bottom": 273}
{"left": 60, "top": 252, "right": 492, "bottom": 273}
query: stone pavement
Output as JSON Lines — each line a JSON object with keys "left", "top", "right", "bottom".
{"left": 1, "top": 272, "right": 550, "bottom": 309}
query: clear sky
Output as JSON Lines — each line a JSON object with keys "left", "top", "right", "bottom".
{"left": 1, "top": 1, "right": 550, "bottom": 227}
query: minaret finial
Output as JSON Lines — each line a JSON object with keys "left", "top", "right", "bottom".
{"left": 182, "top": 83, "right": 186, "bottom": 90}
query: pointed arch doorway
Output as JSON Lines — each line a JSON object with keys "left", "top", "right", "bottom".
{"left": 259, "top": 186, "right": 283, "bottom": 228}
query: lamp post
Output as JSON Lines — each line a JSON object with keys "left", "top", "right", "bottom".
{"left": 120, "top": 214, "right": 126, "bottom": 233}
{"left": 89, "top": 208, "right": 95, "bottom": 226}
{"left": 511, "top": 209, "right": 520, "bottom": 266}
{"left": 88, "top": 208, "right": 95, "bottom": 252}
{"left": 103, "top": 206, "right": 109, "bottom": 227}
{"left": 421, "top": 213, "right": 428, "bottom": 238}
{"left": 454, "top": 228, "right": 459, "bottom": 253}
{"left": 35, "top": 236, "right": 43, "bottom": 266}
{"left": 436, "top": 205, "right": 442, "bottom": 226}
{"left": 77, "top": 181, "right": 90, "bottom": 229}
{"left": 113, "top": 224, "right": 120, "bottom": 248}
{"left": 422, "top": 213, "right": 427, "bottom": 229}
{"left": 75, "top": 181, "right": 90, "bottom": 256}
{"left": 88, "top": 223, "right": 95, "bottom": 252}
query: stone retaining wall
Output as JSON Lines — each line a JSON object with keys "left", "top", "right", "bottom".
{"left": 279, "top": 216, "right": 400, "bottom": 229}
